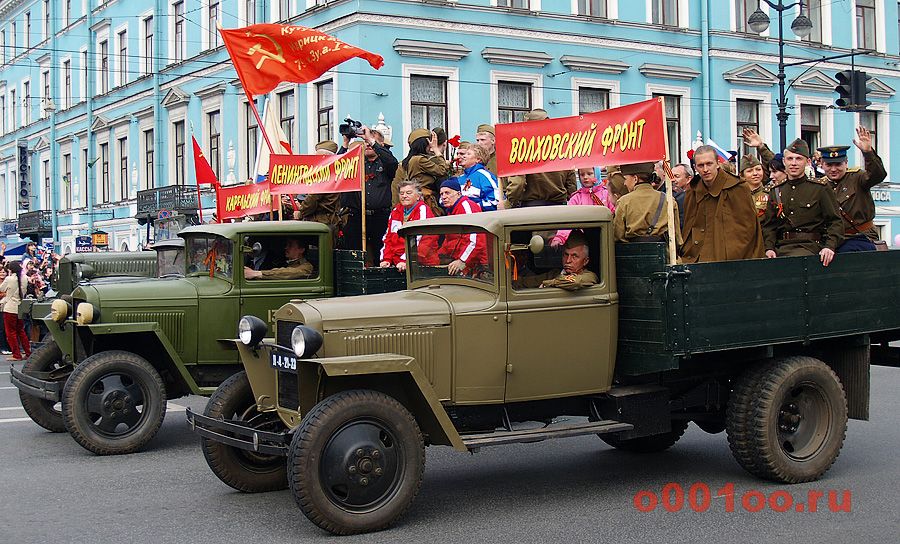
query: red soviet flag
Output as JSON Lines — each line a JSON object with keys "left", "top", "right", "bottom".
{"left": 192, "top": 135, "right": 219, "bottom": 185}
{"left": 219, "top": 23, "right": 384, "bottom": 96}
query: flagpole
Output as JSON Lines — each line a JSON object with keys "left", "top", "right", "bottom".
{"left": 189, "top": 123, "right": 205, "bottom": 224}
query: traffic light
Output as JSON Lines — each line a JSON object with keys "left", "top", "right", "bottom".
{"left": 17, "top": 139, "right": 29, "bottom": 210}
{"left": 834, "top": 70, "right": 873, "bottom": 112}
{"left": 834, "top": 70, "right": 853, "bottom": 110}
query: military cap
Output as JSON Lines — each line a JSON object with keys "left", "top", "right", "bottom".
{"left": 315, "top": 140, "right": 338, "bottom": 154}
{"left": 408, "top": 128, "right": 431, "bottom": 145}
{"left": 619, "top": 162, "right": 656, "bottom": 176}
{"left": 817, "top": 145, "right": 851, "bottom": 164}
{"left": 739, "top": 154, "right": 761, "bottom": 173}
{"left": 476, "top": 123, "right": 495, "bottom": 135}
{"left": 524, "top": 109, "right": 549, "bottom": 121}
{"left": 432, "top": 127, "right": 447, "bottom": 145}
{"left": 564, "top": 230, "right": 588, "bottom": 249}
{"left": 785, "top": 138, "right": 811, "bottom": 158}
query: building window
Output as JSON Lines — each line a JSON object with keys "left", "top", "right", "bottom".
{"left": 497, "top": 81, "right": 532, "bottom": 124}
{"left": 800, "top": 104, "right": 822, "bottom": 153}
{"left": 10, "top": 89, "right": 16, "bottom": 129}
{"left": 801, "top": 0, "right": 823, "bottom": 43}
{"left": 24, "top": 12, "right": 30, "bottom": 48}
{"left": 81, "top": 148, "right": 89, "bottom": 207}
{"left": 143, "top": 16, "right": 153, "bottom": 75}
{"left": 498, "top": 0, "right": 530, "bottom": 8}
{"left": 119, "top": 137, "right": 129, "bottom": 200}
{"left": 243, "top": 0, "right": 257, "bottom": 25}
{"left": 651, "top": 93, "right": 681, "bottom": 162}
{"left": 1, "top": 30, "right": 5, "bottom": 64}
{"left": 117, "top": 30, "right": 127, "bottom": 86}
{"left": 410, "top": 75, "right": 448, "bottom": 133}
{"left": 578, "top": 0, "right": 607, "bottom": 17}
{"left": 174, "top": 1, "right": 185, "bottom": 62}
{"left": 23, "top": 81, "right": 31, "bottom": 125}
{"left": 208, "top": 110, "right": 221, "bottom": 178}
{"left": 144, "top": 129, "right": 154, "bottom": 190}
{"left": 652, "top": 0, "right": 678, "bottom": 26}
{"left": 40, "top": 70, "right": 49, "bottom": 117}
{"left": 245, "top": 103, "right": 258, "bottom": 181}
{"left": 99, "top": 39, "right": 109, "bottom": 94}
{"left": 735, "top": 0, "right": 759, "bottom": 33}
{"left": 10, "top": 22, "right": 16, "bottom": 58}
{"left": 174, "top": 120, "right": 185, "bottom": 185}
{"left": 64, "top": 0, "right": 71, "bottom": 27}
{"left": 63, "top": 153, "right": 72, "bottom": 209}
{"left": 859, "top": 110, "right": 878, "bottom": 151}
{"left": 736, "top": 99, "right": 760, "bottom": 158}
{"left": 42, "top": 0, "right": 49, "bottom": 40}
{"left": 316, "top": 80, "right": 334, "bottom": 143}
{"left": 578, "top": 87, "right": 609, "bottom": 114}
{"left": 278, "top": 0, "right": 291, "bottom": 20}
{"left": 857, "top": 0, "right": 876, "bottom": 50}
{"left": 208, "top": 1, "right": 221, "bottom": 48}
{"left": 80, "top": 50, "right": 87, "bottom": 101}
{"left": 42, "top": 159, "right": 49, "bottom": 209}
{"left": 278, "top": 91, "right": 294, "bottom": 149}
{"left": 63, "top": 60, "right": 71, "bottom": 108}
{"left": 0, "top": 95, "right": 5, "bottom": 134}
{"left": 100, "top": 142, "right": 110, "bottom": 202}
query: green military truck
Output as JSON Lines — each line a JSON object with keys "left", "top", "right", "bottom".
{"left": 189, "top": 206, "right": 898, "bottom": 535}
{"left": 11, "top": 221, "right": 402, "bottom": 456}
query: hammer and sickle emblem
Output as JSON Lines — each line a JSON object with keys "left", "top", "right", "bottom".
{"left": 246, "top": 33, "right": 285, "bottom": 69}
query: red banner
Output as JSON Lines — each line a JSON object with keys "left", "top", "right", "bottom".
{"left": 216, "top": 183, "right": 273, "bottom": 221}
{"left": 268, "top": 146, "right": 363, "bottom": 195}
{"left": 495, "top": 98, "right": 668, "bottom": 177}
{"left": 219, "top": 24, "right": 384, "bottom": 97}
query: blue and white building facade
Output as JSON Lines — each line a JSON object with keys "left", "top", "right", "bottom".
{"left": 3, "top": 0, "right": 900, "bottom": 251}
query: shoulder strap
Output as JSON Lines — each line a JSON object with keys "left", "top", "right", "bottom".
{"left": 647, "top": 192, "right": 666, "bottom": 235}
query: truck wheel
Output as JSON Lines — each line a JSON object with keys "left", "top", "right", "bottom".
{"left": 19, "top": 341, "right": 69, "bottom": 433}
{"left": 600, "top": 420, "right": 689, "bottom": 453}
{"left": 725, "top": 362, "right": 771, "bottom": 478}
{"left": 287, "top": 389, "right": 425, "bottom": 535}
{"left": 727, "top": 356, "right": 847, "bottom": 483}
{"left": 201, "top": 371, "right": 288, "bottom": 492}
{"left": 61, "top": 351, "right": 167, "bottom": 455}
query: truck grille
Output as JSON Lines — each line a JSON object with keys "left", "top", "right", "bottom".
{"left": 113, "top": 311, "right": 185, "bottom": 353}
{"left": 277, "top": 372, "right": 299, "bottom": 410}
{"left": 276, "top": 322, "right": 295, "bottom": 349}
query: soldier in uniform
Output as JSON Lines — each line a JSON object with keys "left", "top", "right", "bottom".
{"left": 503, "top": 109, "right": 578, "bottom": 207}
{"left": 475, "top": 124, "right": 497, "bottom": 176}
{"left": 244, "top": 239, "right": 314, "bottom": 280}
{"left": 392, "top": 128, "right": 452, "bottom": 215}
{"left": 613, "top": 162, "right": 681, "bottom": 244}
{"left": 817, "top": 126, "right": 886, "bottom": 252}
{"left": 739, "top": 154, "right": 770, "bottom": 222}
{"left": 515, "top": 231, "right": 598, "bottom": 292}
{"left": 295, "top": 141, "right": 342, "bottom": 228}
{"left": 681, "top": 145, "right": 764, "bottom": 262}
{"left": 762, "top": 139, "right": 844, "bottom": 266}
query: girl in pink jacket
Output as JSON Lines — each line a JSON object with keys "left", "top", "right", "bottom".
{"left": 551, "top": 167, "right": 615, "bottom": 247}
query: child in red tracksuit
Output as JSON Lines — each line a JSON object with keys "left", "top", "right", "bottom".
{"left": 380, "top": 180, "right": 436, "bottom": 272}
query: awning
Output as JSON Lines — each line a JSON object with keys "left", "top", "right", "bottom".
{"left": 2, "top": 240, "right": 34, "bottom": 256}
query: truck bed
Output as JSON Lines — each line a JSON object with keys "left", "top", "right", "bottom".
{"left": 615, "top": 243, "right": 900, "bottom": 376}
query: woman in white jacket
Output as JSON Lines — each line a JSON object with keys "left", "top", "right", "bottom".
{"left": 1, "top": 261, "right": 31, "bottom": 360}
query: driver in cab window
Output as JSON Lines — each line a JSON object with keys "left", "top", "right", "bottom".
{"left": 513, "top": 231, "right": 598, "bottom": 292}
{"left": 244, "top": 239, "right": 314, "bottom": 280}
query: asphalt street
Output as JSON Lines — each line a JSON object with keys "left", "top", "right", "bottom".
{"left": 1, "top": 360, "right": 898, "bottom": 544}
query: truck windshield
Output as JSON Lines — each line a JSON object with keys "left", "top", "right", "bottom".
{"left": 157, "top": 247, "right": 185, "bottom": 278}
{"left": 185, "top": 235, "right": 233, "bottom": 280}
{"left": 405, "top": 226, "right": 494, "bottom": 285}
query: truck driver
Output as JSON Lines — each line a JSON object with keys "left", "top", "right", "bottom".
{"left": 514, "top": 231, "right": 598, "bottom": 291}
{"left": 244, "top": 238, "right": 314, "bottom": 280}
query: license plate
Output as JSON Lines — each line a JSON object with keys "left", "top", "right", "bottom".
{"left": 269, "top": 350, "right": 298, "bottom": 373}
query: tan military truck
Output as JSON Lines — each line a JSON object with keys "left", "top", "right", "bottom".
{"left": 189, "top": 206, "right": 896, "bottom": 535}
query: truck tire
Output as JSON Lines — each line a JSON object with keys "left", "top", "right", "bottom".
{"left": 727, "top": 356, "right": 847, "bottom": 483}
{"left": 18, "top": 341, "right": 69, "bottom": 433}
{"left": 201, "top": 371, "right": 288, "bottom": 493}
{"left": 287, "top": 389, "right": 425, "bottom": 535}
{"left": 61, "top": 351, "right": 167, "bottom": 455}
{"left": 725, "top": 362, "right": 771, "bottom": 478}
{"left": 600, "top": 420, "right": 689, "bottom": 453}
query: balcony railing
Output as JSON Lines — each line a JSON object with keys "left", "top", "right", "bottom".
{"left": 136, "top": 185, "right": 199, "bottom": 218}
{"left": 18, "top": 210, "right": 53, "bottom": 234}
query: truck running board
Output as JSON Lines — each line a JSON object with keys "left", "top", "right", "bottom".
{"left": 461, "top": 419, "right": 633, "bottom": 450}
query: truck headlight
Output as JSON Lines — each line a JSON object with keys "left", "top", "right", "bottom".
{"left": 49, "top": 299, "right": 71, "bottom": 323}
{"left": 75, "top": 302, "right": 98, "bottom": 325}
{"left": 238, "top": 315, "right": 267, "bottom": 347}
{"left": 291, "top": 325, "right": 323, "bottom": 359}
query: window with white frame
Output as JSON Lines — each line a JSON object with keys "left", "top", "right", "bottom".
{"left": 208, "top": 110, "right": 221, "bottom": 178}
{"left": 100, "top": 141, "right": 110, "bottom": 202}
{"left": 735, "top": 0, "right": 759, "bottom": 33}
{"left": 81, "top": 147, "right": 89, "bottom": 207}
{"left": 242, "top": 0, "right": 257, "bottom": 25}
{"left": 652, "top": 0, "right": 678, "bottom": 26}
{"left": 40, "top": 70, "right": 49, "bottom": 118}
{"left": 410, "top": 75, "right": 448, "bottom": 132}
{"left": 860, "top": 110, "right": 878, "bottom": 151}
{"left": 24, "top": 11, "right": 30, "bottom": 48}
{"left": 279, "top": 90, "right": 295, "bottom": 149}
{"left": 64, "top": 0, "right": 71, "bottom": 27}
{"left": 80, "top": 49, "right": 87, "bottom": 101}
{"left": 498, "top": 0, "right": 530, "bottom": 8}
{"left": 316, "top": 80, "right": 333, "bottom": 144}
{"left": 275, "top": 0, "right": 292, "bottom": 20}
{"left": 1, "top": 30, "right": 5, "bottom": 64}
{"left": 99, "top": 39, "right": 109, "bottom": 94}
{"left": 578, "top": 87, "right": 609, "bottom": 114}
{"left": 42, "top": 0, "right": 49, "bottom": 40}
{"left": 208, "top": 1, "right": 221, "bottom": 48}
{"left": 498, "top": 81, "right": 532, "bottom": 124}
{"left": 245, "top": 102, "right": 258, "bottom": 181}
{"left": 10, "top": 22, "right": 16, "bottom": 58}
{"left": 63, "top": 152, "right": 72, "bottom": 209}
{"left": 42, "top": 158, "right": 49, "bottom": 209}
{"left": 736, "top": 99, "right": 760, "bottom": 158}
{"left": 63, "top": 59, "right": 71, "bottom": 108}
{"left": 0, "top": 95, "right": 5, "bottom": 134}
{"left": 173, "top": 1, "right": 185, "bottom": 62}
{"left": 118, "top": 136, "right": 129, "bottom": 200}
{"left": 802, "top": 0, "right": 823, "bottom": 43}
{"left": 857, "top": 0, "right": 876, "bottom": 50}
{"left": 143, "top": 128, "right": 154, "bottom": 190}
{"left": 142, "top": 16, "right": 153, "bottom": 75}
{"left": 117, "top": 30, "right": 127, "bottom": 87}
{"left": 174, "top": 120, "right": 185, "bottom": 185}
{"left": 800, "top": 104, "right": 822, "bottom": 153}
{"left": 578, "top": 0, "right": 606, "bottom": 17}
{"left": 10, "top": 89, "right": 16, "bottom": 129}
{"left": 22, "top": 80, "right": 31, "bottom": 125}
{"left": 654, "top": 93, "right": 682, "bottom": 162}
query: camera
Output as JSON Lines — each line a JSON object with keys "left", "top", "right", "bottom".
{"left": 338, "top": 116, "right": 365, "bottom": 138}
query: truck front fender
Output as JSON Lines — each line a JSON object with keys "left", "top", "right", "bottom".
{"left": 43, "top": 318, "right": 76, "bottom": 364}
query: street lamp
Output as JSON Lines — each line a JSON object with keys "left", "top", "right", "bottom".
{"left": 748, "top": 2, "right": 813, "bottom": 151}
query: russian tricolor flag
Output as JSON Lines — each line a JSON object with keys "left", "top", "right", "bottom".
{"left": 705, "top": 138, "right": 735, "bottom": 163}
